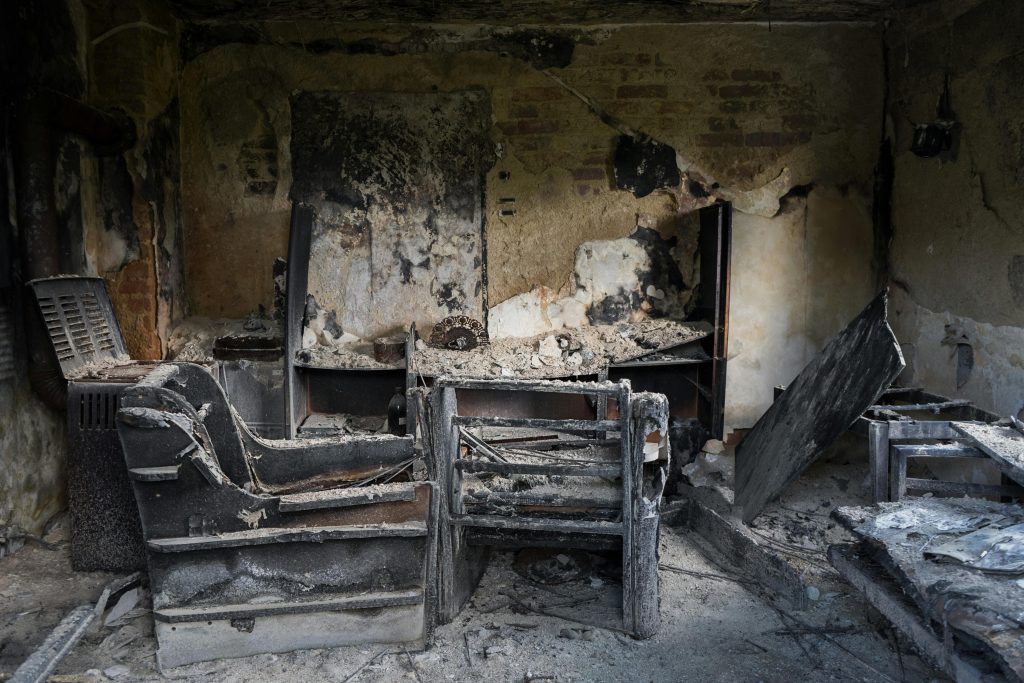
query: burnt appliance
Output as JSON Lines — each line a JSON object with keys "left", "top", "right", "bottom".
{"left": 27, "top": 276, "right": 157, "bottom": 571}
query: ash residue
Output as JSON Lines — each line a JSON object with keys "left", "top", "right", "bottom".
{"left": 167, "top": 317, "right": 281, "bottom": 362}
{"left": 297, "top": 343, "right": 402, "bottom": 369}
{"left": 412, "top": 319, "right": 710, "bottom": 379}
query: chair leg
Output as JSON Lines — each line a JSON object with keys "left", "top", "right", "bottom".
{"left": 869, "top": 421, "right": 891, "bottom": 503}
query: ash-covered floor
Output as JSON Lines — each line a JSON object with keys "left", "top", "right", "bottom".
{"left": 1, "top": 516, "right": 944, "bottom": 682}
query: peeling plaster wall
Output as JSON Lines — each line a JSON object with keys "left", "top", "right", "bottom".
{"left": 887, "top": 0, "right": 1024, "bottom": 418}
{"left": 179, "top": 21, "right": 883, "bottom": 429}
{"left": 726, "top": 188, "right": 876, "bottom": 428}
{"left": 82, "top": 0, "right": 185, "bottom": 359}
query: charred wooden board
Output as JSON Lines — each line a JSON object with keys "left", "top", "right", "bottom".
{"left": 953, "top": 421, "right": 1024, "bottom": 487}
{"left": 735, "top": 291, "right": 904, "bottom": 523}
{"left": 833, "top": 498, "right": 1024, "bottom": 682}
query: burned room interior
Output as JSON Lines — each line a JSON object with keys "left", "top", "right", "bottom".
{"left": 1, "top": 0, "right": 1023, "bottom": 680}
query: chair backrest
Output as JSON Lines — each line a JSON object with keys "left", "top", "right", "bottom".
{"left": 124, "top": 363, "right": 253, "bottom": 489}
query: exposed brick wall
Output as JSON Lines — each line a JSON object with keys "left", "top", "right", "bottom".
{"left": 179, "top": 23, "right": 881, "bottom": 318}
{"left": 84, "top": 0, "right": 181, "bottom": 359}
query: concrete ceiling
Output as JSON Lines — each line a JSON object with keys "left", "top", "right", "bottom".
{"left": 163, "top": 0, "right": 923, "bottom": 24}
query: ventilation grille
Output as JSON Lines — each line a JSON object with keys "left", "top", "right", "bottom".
{"left": 0, "top": 304, "right": 14, "bottom": 382}
{"left": 29, "top": 277, "right": 127, "bottom": 378}
{"left": 77, "top": 387, "right": 121, "bottom": 430}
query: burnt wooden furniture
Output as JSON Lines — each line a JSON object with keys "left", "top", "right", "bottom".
{"left": 832, "top": 498, "right": 1024, "bottom": 681}
{"left": 283, "top": 203, "right": 407, "bottom": 439}
{"left": 854, "top": 388, "right": 1003, "bottom": 503}
{"left": 116, "top": 363, "right": 436, "bottom": 669}
{"left": 736, "top": 290, "right": 905, "bottom": 523}
{"left": 425, "top": 377, "right": 669, "bottom": 638}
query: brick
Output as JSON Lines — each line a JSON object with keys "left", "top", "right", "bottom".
{"left": 707, "top": 117, "right": 740, "bottom": 132}
{"left": 495, "top": 121, "right": 519, "bottom": 136}
{"left": 699, "top": 133, "right": 744, "bottom": 147}
{"left": 516, "top": 119, "right": 560, "bottom": 135}
{"left": 703, "top": 69, "right": 728, "bottom": 81}
{"left": 731, "top": 69, "right": 782, "bottom": 82}
{"left": 512, "top": 136, "right": 551, "bottom": 151}
{"left": 782, "top": 114, "right": 818, "bottom": 130}
{"left": 509, "top": 104, "right": 539, "bottom": 118}
{"left": 577, "top": 184, "right": 590, "bottom": 196}
{"left": 616, "top": 84, "right": 668, "bottom": 99}
{"left": 718, "top": 84, "right": 768, "bottom": 98}
{"left": 719, "top": 100, "right": 747, "bottom": 114}
{"left": 659, "top": 101, "right": 693, "bottom": 115}
{"left": 511, "top": 86, "right": 564, "bottom": 102}
{"left": 744, "top": 131, "right": 812, "bottom": 147}
{"left": 573, "top": 167, "right": 606, "bottom": 181}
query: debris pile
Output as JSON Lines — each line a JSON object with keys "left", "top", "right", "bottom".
{"left": 412, "top": 318, "right": 710, "bottom": 379}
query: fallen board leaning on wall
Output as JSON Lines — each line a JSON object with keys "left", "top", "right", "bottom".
{"left": 734, "top": 290, "right": 904, "bottom": 523}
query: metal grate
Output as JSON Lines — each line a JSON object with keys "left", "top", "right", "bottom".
{"left": 0, "top": 303, "right": 14, "bottom": 382}
{"left": 29, "top": 277, "right": 128, "bottom": 378}
{"left": 77, "top": 386, "right": 122, "bottom": 430}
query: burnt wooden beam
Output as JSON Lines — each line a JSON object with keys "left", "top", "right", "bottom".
{"left": 735, "top": 291, "right": 904, "bottom": 522}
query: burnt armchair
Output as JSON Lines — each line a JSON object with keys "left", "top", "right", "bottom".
{"left": 116, "top": 362, "right": 437, "bottom": 669}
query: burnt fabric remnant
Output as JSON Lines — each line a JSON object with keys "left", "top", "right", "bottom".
{"left": 735, "top": 290, "right": 905, "bottom": 523}
{"left": 613, "top": 134, "right": 681, "bottom": 198}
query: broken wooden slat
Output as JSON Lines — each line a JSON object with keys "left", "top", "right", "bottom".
{"left": 891, "top": 443, "right": 984, "bottom": 458}
{"left": 154, "top": 589, "right": 424, "bottom": 622}
{"left": 449, "top": 514, "right": 623, "bottom": 536}
{"left": 869, "top": 399, "right": 972, "bottom": 413}
{"left": 452, "top": 415, "right": 620, "bottom": 432}
{"left": 147, "top": 522, "right": 427, "bottom": 552}
{"left": 455, "top": 460, "right": 622, "bottom": 477}
{"left": 436, "top": 377, "right": 623, "bottom": 397}
{"left": 953, "top": 422, "right": 1024, "bottom": 488}
{"left": 463, "top": 490, "right": 621, "bottom": 508}
{"left": 278, "top": 483, "right": 417, "bottom": 512}
{"left": 457, "top": 427, "right": 509, "bottom": 463}
{"left": 735, "top": 291, "right": 905, "bottom": 522}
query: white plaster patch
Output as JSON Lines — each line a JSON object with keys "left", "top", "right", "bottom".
{"left": 488, "top": 287, "right": 559, "bottom": 339}
{"left": 573, "top": 237, "right": 650, "bottom": 310}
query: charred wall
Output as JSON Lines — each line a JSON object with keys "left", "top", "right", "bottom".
{"left": 0, "top": 0, "right": 85, "bottom": 550}
{"left": 886, "top": 0, "right": 1024, "bottom": 418}
{"left": 82, "top": 0, "right": 185, "bottom": 359}
{"left": 179, "top": 21, "right": 884, "bottom": 430}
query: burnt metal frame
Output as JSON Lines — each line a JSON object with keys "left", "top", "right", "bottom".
{"left": 427, "top": 376, "right": 668, "bottom": 639}
{"left": 117, "top": 362, "right": 437, "bottom": 669}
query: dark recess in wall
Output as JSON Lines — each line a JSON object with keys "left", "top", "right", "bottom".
{"left": 613, "top": 134, "right": 680, "bottom": 198}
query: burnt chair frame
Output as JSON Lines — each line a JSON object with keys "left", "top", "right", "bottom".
{"left": 424, "top": 376, "right": 669, "bottom": 639}
{"left": 116, "top": 362, "right": 438, "bottom": 669}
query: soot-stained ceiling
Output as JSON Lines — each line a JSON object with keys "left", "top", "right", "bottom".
{"left": 162, "top": 0, "right": 930, "bottom": 24}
